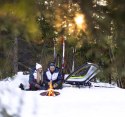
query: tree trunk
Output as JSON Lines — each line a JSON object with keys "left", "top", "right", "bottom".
{"left": 72, "top": 47, "right": 75, "bottom": 72}
{"left": 13, "top": 37, "right": 18, "bottom": 74}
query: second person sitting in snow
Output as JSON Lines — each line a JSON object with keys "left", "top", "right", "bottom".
{"left": 29, "top": 63, "right": 45, "bottom": 90}
{"left": 43, "top": 62, "right": 63, "bottom": 89}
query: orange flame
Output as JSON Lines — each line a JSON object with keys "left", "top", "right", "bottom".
{"left": 47, "top": 81, "right": 55, "bottom": 96}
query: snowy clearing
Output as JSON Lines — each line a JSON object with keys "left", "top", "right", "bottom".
{"left": 0, "top": 72, "right": 125, "bottom": 117}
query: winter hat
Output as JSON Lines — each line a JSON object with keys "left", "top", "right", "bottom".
{"left": 36, "top": 63, "right": 42, "bottom": 70}
{"left": 49, "top": 62, "right": 55, "bottom": 67}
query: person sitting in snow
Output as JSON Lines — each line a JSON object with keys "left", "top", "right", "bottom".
{"left": 29, "top": 63, "right": 45, "bottom": 90}
{"left": 43, "top": 62, "right": 63, "bottom": 89}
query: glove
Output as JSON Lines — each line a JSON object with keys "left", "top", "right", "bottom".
{"left": 35, "top": 84, "right": 41, "bottom": 89}
{"left": 53, "top": 83, "right": 58, "bottom": 88}
{"left": 48, "top": 81, "right": 52, "bottom": 86}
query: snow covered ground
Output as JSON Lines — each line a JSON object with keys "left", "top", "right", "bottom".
{"left": 0, "top": 72, "right": 125, "bottom": 117}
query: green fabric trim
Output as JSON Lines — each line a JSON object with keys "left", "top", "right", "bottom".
{"left": 70, "top": 76, "right": 85, "bottom": 79}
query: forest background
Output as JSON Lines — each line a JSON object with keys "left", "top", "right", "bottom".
{"left": 0, "top": 0, "right": 125, "bottom": 88}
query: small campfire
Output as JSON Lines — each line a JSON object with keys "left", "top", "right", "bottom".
{"left": 47, "top": 81, "right": 55, "bottom": 96}
{"left": 40, "top": 81, "right": 60, "bottom": 96}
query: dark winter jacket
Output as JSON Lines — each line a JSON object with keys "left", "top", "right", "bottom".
{"left": 43, "top": 68, "right": 62, "bottom": 89}
{"left": 29, "top": 68, "right": 43, "bottom": 87}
